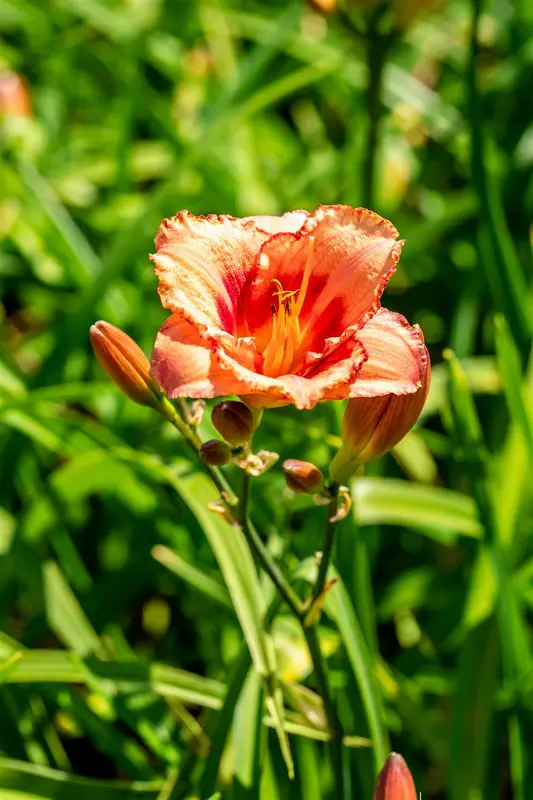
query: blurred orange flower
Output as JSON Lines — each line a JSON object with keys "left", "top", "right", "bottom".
{"left": 0, "top": 72, "right": 31, "bottom": 117}
{"left": 150, "top": 205, "right": 426, "bottom": 410}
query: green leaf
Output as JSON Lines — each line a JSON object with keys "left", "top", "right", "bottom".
{"left": 467, "top": 0, "right": 532, "bottom": 353}
{"left": 43, "top": 561, "right": 103, "bottom": 658}
{"left": 494, "top": 314, "right": 533, "bottom": 466}
{"left": 324, "top": 573, "right": 389, "bottom": 773}
{"left": 0, "top": 758, "right": 161, "bottom": 799}
{"left": 16, "top": 160, "right": 101, "bottom": 286}
{"left": 353, "top": 478, "right": 482, "bottom": 541}
{"left": 152, "top": 545, "right": 232, "bottom": 610}
{"left": 392, "top": 431, "right": 438, "bottom": 484}
{"left": 233, "top": 670, "right": 263, "bottom": 798}
{"left": 421, "top": 357, "right": 502, "bottom": 420}
{"left": 449, "top": 621, "right": 499, "bottom": 800}
{"left": 294, "top": 739, "right": 321, "bottom": 800}
{"left": 167, "top": 469, "right": 294, "bottom": 779}
{"left": 199, "top": 651, "right": 252, "bottom": 798}
{"left": 3, "top": 649, "right": 226, "bottom": 710}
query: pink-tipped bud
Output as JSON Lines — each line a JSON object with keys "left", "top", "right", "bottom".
{"left": 282, "top": 459, "right": 325, "bottom": 495}
{"left": 0, "top": 72, "right": 31, "bottom": 117}
{"left": 330, "top": 354, "right": 430, "bottom": 484}
{"left": 211, "top": 401, "right": 254, "bottom": 445}
{"left": 200, "top": 439, "right": 232, "bottom": 466}
{"left": 90, "top": 320, "right": 161, "bottom": 408}
{"left": 374, "top": 753, "right": 417, "bottom": 800}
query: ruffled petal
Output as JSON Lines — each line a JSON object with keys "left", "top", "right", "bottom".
{"left": 152, "top": 314, "right": 366, "bottom": 409}
{"left": 244, "top": 205, "right": 402, "bottom": 356}
{"left": 349, "top": 307, "right": 428, "bottom": 397}
{"left": 151, "top": 212, "right": 270, "bottom": 336}
{"left": 151, "top": 315, "right": 249, "bottom": 399}
{"left": 236, "top": 336, "right": 367, "bottom": 409}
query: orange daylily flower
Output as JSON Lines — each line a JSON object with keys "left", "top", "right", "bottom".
{"left": 150, "top": 205, "right": 427, "bottom": 410}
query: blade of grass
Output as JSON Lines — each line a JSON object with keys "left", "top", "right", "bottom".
{"left": 233, "top": 670, "right": 264, "bottom": 799}
{"left": 353, "top": 477, "right": 482, "bottom": 540}
{"left": 152, "top": 545, "right": 232, "bottom": 610}
{"left": 3, "top": 649, "right": 226, "bottom": 710}
{"left": 324, "top": 572, "right": 389, "bottom": 774}
{"left": 171, "top": 469, "right": 294, "bottom": 779}
{"left": 445, "top": 350, "right": 533, "bottom": 799}
{"left": 43, "top": 561, "right": 104, "bottom": 658}
{"left": 449, "top": 620, "right": 499, "bottom": 800}
{"left": 468, "top": 0, "right": 532, "bottom": 353}
{"left": 0, "top": 757, "right": 162, "bottom": 799}
{"left": 494, "top": 314, "right": 533, "bottom": 465}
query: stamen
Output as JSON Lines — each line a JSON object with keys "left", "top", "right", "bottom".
{"left": 262, "top": 253, "right": 314, "bottom": 377}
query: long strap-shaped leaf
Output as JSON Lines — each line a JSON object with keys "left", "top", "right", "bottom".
{"left": 324, "top": 572, "right": 389, "bottom": 774}
{"left": 0, "top": 757, "right": 161, "bottom": 799}
{"left": 171, "top": 469, "right": 294, "bottom": 779}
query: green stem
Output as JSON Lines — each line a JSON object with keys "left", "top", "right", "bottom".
{"left": 158, "top": 400, "right": 345, "bottom": 797}
{"left": 159, "top": 396, "right": 237, "bottom": 504}
{"left": 361, "top": 13, "right": 391, "bottom": 209}
{"left": 238, "top": 472, "right": 344, "bottom": 799}
{"left": 304, "top": 625, "right": 344, "bottom": 799}
{"left": 238, "top": 471, "right": 304, "bottom": 618}
{"left": 309, "top": 489, "right": 339, "bottom": 611}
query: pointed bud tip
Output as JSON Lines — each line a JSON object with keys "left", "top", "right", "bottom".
{"left": 90, "top": 320, "right": 160, "bottom": 408}
{"left": 374, "top": 752, "right": 417, "bottom": 800}
{"left": 282, "top": 459, "right": 324, "bottom": 495}
{"left": 211, "top": 401, "right": 254, "bottom": 445}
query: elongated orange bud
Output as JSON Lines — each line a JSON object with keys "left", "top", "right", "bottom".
{"left": 374, "top": 752, "right": 417, "bottom": 800}
{"left": 283, "top": 459, "right": 325, "bottom": 495}
{"left": 330, "top": 356, "right": 430, "bottom": 484}
{"left": 200, "top": 439, "right": 232, "bottom": 466}
{"left": 211, "top": 401, "right": 254, "bottom": 445}
{"left": 90, "top": 320, "right": 162, "bottom": 408}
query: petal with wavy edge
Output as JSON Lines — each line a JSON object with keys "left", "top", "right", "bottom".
{"left": 245, "top": 205, "right": 402, "bottom": 357}
{"left": 151, "top": 315, "right": 367, "bottom": 410}
{"left": 350, "top": 307, "right": 428, "bottom": 397}
{"left": 151, "top": 212, "right": 270, "bottom": 336}
{"left": 151, "top": 315, "right": 249, "bottom": 399}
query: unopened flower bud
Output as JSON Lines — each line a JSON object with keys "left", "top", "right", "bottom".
{"left": 90, "top": 320, "right": 162, "bottom": 408}
{"left": 374, "top": 752, "right": 417, "bottom": 800}
{"left": 282, "top": 459, "right": 325, "bottom": 495}
{"left": 211, "top": 401, "right": 254, "bottom": 445}
{"left": 200, "top": 439, "right": 232, "bottom": 466}
{"left": 330, "top": 356, "right": 430, "bottom": 484}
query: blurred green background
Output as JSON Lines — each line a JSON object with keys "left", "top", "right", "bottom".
{"left": 2, "top": 0, "right": 533, "bottom": 798}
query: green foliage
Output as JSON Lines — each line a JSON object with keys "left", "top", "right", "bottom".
{"left": 2, "top": 0, "right": 533, "bottom": 797}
